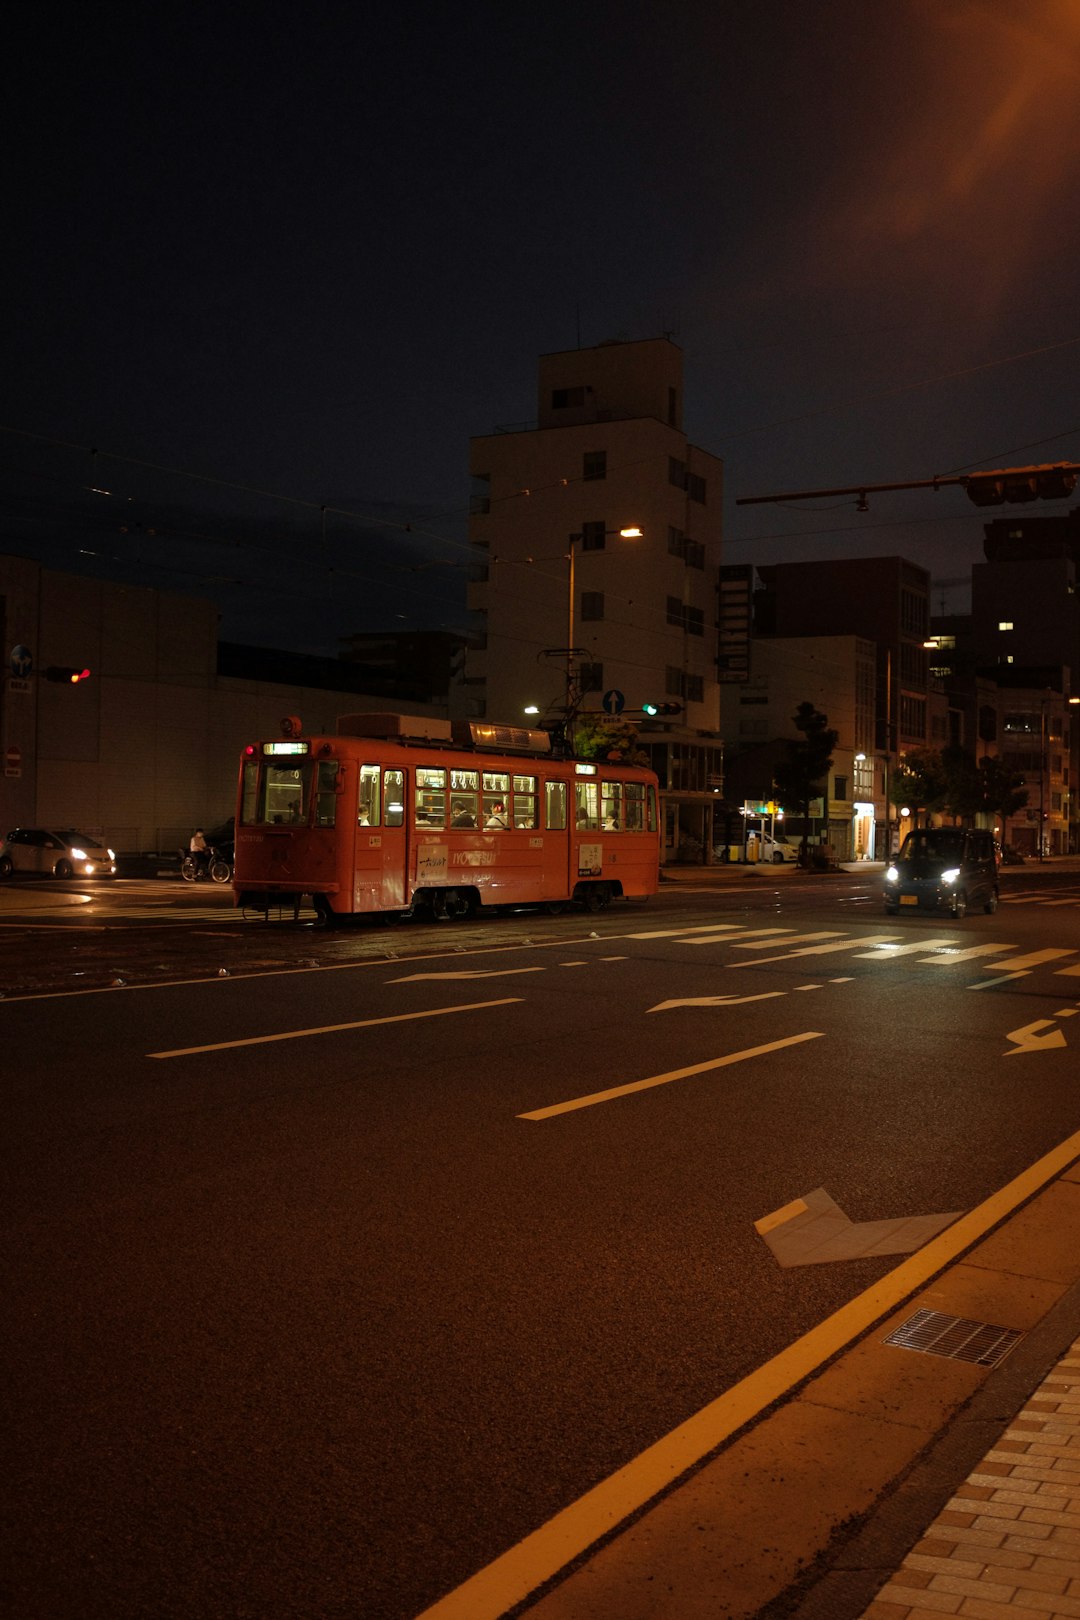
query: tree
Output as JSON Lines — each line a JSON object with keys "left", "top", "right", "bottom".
{"left": 772, "top": 702, "right": 837, "bottom": 864}
{"left": 891, "top": 747, "right": 947, "bottom": 825}
{"left": 572, "top": 712, "right": 649, "bottom": 765}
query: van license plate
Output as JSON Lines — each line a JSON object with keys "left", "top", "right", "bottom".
{"left": 900, "top": 894, "right": 919, "bottom": 906}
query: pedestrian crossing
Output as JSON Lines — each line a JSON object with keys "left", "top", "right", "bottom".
{"left": 626, "top": 922, "right": 1080, "bottom": 982}
{"left": 1001, "top": 887, "right": 1080, "bottom": 906}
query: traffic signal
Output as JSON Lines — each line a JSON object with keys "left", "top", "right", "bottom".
{"left": 642, "top": 701, "right": 683, "bottom": 716}
{"left": 43, "top": 666, "right": 91, "bottom": 683}
{"left": 964, "top": 464, "right": 1078, "bottom": 507}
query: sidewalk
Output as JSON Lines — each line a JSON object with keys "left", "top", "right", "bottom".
{"left": 514, "top": 1163, "right": 1080, "bottom": 1620}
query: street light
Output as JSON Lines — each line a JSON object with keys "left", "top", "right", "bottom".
{"left": 565, "top": 527, "right": 642, "bottom": 718}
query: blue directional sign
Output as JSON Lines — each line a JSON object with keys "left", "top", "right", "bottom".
{"left": 10, "top": 645, "right": 32, "bottom": 677}
{"left": 602, "top": 688, "right": 625, "bottom": 715}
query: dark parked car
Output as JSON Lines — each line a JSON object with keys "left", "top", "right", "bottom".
{"left": 0, "top": 828, "right": 117, "bottom": 879}
{"left": 884, "top": 826, "right": 999, "bottom": 918}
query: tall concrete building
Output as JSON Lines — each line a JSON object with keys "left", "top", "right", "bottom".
{"left": 462, "top": 337, "right": 725, "bottom": 861}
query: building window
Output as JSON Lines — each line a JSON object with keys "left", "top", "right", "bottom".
{"left": 581, "top": 592, "right": 604, "bottom": 621}
{"left": 583, "top": 450, "right": 606, "bottom": 481}
{"left": 998, "top": 620, "right": 1014, "bottom": 631}
{"left": 579, "top": 660, "right": 602, "bottom": 693}
{"left": 580, "top": 521, "right": 606, "bottom": 551}
{"left": 669, "top": 457, "right": 687, "bottom": 490}
{"left": 688, "top": 473, "right": 707, "bottom": 504}
{"left": 668, "top": 526, "right": 686, "bottom": 558}
{"left": 900, "top": 695, "right": 926, "bottom": 737}
{"left": 833, "top": 774, "right": 848, "bottom": 800}
{"left": 552, "top": 387, "right": 586, "bottom": 408}
{"left": 685, "top": 673, "right": 703, "bottom": 703}
{"left": 684, "top": 539, "right": 705, "bottom": 569}
{"left": 666, "top": 598, "right": 704, "bottom": 635}
{"left": 469, "top": 472, "right": 490, "bottom": 515}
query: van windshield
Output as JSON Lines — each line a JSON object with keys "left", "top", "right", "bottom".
{"left": 899, "top": 829, "right": 964, "bottom": 864}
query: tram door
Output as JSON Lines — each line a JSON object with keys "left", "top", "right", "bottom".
{"left": 355, "top": 763, "right": 407, "bottom": 910}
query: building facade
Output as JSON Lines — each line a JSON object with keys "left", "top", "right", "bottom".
{"left": 462, "top": 337, "right": 725, "bottom": 862}
{"left": 0, "top": 552, "right": 440, "bottom": 853}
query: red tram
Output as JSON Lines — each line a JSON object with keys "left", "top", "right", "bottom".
{"left": 232, "top": 713, "right": 661, "bottom": 922}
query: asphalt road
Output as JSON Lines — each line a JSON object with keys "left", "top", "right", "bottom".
{"left": 3, "top": 866, "right": 1080, "bottom": 1618}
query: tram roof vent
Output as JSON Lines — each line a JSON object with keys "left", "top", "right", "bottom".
{"left": 451, "top": 720, "right": 552, "bottom": 755}
{"left": 336, "top": 712, "right": 454, "bottom": 742}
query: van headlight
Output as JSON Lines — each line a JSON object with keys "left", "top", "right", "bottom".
{"left": 884, "top": 865, "right": 899, "bottom": 883}
{"left": 941, "top": 867, "right": 961, "bottom": 884}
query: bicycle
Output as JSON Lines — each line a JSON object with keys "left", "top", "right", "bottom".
{"left": 179, "top": 846, "right": 232, "bottom": 884}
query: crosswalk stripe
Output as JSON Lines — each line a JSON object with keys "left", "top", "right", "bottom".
{"left": 984, "top": 947, "right": 1077, "bottom": 971}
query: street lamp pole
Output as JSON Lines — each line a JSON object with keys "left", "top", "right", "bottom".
{"left": 564, "top": 527, "right": 642, "bottom": 722}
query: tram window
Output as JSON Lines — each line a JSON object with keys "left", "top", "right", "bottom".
{"left": 384, "top": 769, "right": 405, "bottom": 828}
{"left": 625, "top": 781, "right": 645, "bottom": 831}
{"left": 512, "top": 774, "right": 537, "bottom": 829}
{"left": 601, "top": 781, "right": 622, "bottom": 831}
{"left": 265, "top": 764, "right": 307, "bottom": 824}
{"left": 415, "top": 766, "right": 447, "bottom": 828}
{"left": 359, "top": 764, "right": 381, "bottom": 826}
{"left": 315, "top": 761, "right": 338, "bottom": 826}
{"left": 241, "top": 761, "right": 258, "bottom": 825}
{"left": 449, "top": 768, "right": 479, "bottom": 793}
{"left": 545, "top": 780, "right": 567, "bottom": 830}
{"left": 575, "top": 782, "right": 599, "bottom": 829}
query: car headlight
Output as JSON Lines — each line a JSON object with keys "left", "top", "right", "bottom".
{"left": 941, "top": 867, "right": 961, "bottom": 884}
{"left": 884, "top": 865, "right": 899, "bottom": 883}
{"left": 70, "top": 847, "right": 87, "bottom": 860}
{"left": 107, "top": 848, "right": 116, "bottom": 860}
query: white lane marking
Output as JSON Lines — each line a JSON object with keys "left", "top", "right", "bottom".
{"left": 731, "top": 934, "right": 901, "bottom": 968}
{"left": 416, "top": 1127, "right": 1080, "bottom": 1620}
{"left": 728, "top": 931, "right": 846, "bottom": 950}
{"left": 391, "top": 968, "right": 545, "bottom": 983}
{"left": 985, "top": 948, "right": 1077, "bottom": 971}
{"left": 625, "top": 925, "right": 750, "bottom": 939}
{"left": 682, "top": 927, "right": 801, "bottom": 945}
{"left": 518, "top": 1032, "right": 824, "bottom": 1120}
{"left": 913, "top": 942, "right": 1017, "bottom": 964}
{"left": 969, "top": 971, "right": 1030, "bottom": 989}
{"left": 147, "top": 998, "right": 523, "bottom": 1058}
{"left": 853, "top": 936, "right": 962, "bottom": 958}
{"left": 648, "top": 992, "right": 786, "bottom": 1012}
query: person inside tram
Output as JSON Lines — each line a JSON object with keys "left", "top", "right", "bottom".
{"left": 485, "top": 800, "right": 508, "bottom": 828}
{"left": 451, "top": 800, "right": 476, "bottom": 827}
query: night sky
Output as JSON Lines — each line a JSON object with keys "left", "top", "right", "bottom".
{"left": 4, "top": 0, "right": 1079, "bottom": 655}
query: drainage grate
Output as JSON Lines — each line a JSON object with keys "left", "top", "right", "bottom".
{"left": 884, "top": 1307, "right": 1022, "bottom": 1369}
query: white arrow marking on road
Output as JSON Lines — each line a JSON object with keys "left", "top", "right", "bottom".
{"left": 755, "top": 1186, "right": 961, "bottom": 1266}
{"left": 519, "top": 1031, "right": 824, "bottom": 1119}
{"left": 1003, "top": 1019, "right": 1068, "bottom": 1056}
{"left": 390, "top": 967, "right": 546, "bottom": 982}
{"left": 648, "top": 991, "right": 786, "bottom": 1012}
